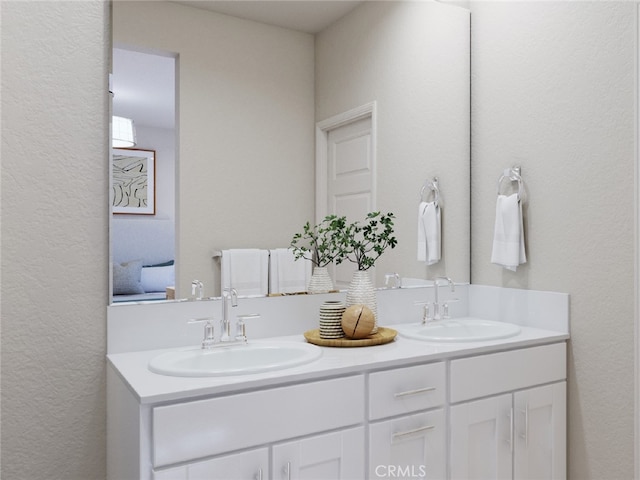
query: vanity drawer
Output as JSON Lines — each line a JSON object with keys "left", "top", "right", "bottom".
{"left": 152, "top": 375, "right": 365, "bottom": 467}
{"left": 369, "top": 362, "right": 446, "bottom": 420}
{"left": 369, "top": 409, "right": 446, "bottom": 480}
{"left": 450, "top": 342, "right": 566, "bottom": 403}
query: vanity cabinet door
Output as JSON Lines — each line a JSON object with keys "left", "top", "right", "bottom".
{"left": 272, "top": 427, "right": 364, "bottom": 480}
{"left": 514, "top": 382, "right": 566, "bottom": 480}
{"left": 369, "top": 409, "right": 445, "bottom": 480}
{"left": 450, "top": 394, "right": 513, "bottom": 480}
{"left": 450, "top": 382, "right": 566, "bottom": 480}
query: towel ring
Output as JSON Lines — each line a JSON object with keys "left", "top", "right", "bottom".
{"left": 497, "top": 167, "right": 524, "bottom": 201}
{"left": 420, "top": 177, "right": 440, "bottom": 205}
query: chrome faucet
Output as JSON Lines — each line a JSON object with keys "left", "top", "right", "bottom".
{"left": 191, "top": 280, "right": 204, "bottom": 300}
{"left": 190, "top": 288, "right": 259, "bottom": 349}
{"left": 384, "top": 273, "right": 401, "bottom": 289}
{"left": 221, "top": 288, "right": 238, "bottom": 342}
{"left": 426, "top": 276, "right": 455, "bottom": 323}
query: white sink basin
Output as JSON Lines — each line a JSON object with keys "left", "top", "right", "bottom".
{"left": 148, "top": 341, "right": 322, "bottom": 377}
{"left": 396, "top": 318, "right": 521, "bottom": 343}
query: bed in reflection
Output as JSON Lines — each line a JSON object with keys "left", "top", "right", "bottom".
{"left": 111, "top": 218, "right": 175, "bottom": 303}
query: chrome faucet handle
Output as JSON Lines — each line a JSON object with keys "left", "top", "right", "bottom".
{"left": 202, "top": 322, "right": 216, "bottom": 349}
{"left": 421, "top": 304, "right": 431, "bottom": 324}
{"left": 441, "top": 298, "right": 460, "bottom": 320}
{"left": 188, "top": 317, "right": 216, "bottom": 349}
{"left": 188, "top": 316, "right": 216, "bottom": 324}
{"left": 413, "top": 301, "right": 434, "bottom": 324}
{"left": 235, "top": 314, "right": 260, "bottom": 342}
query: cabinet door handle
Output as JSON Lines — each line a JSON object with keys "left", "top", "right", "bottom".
{"left": 520, "top": 403, "right": 529, "bottom": 447}
{"left": 391, "top": 425, "right": 435, "bottom": 442}
{"left": 394, "top": 386, "right": 436, "bottom": 398}
{"left": 283, "top": 461, "right": 291, "bottom": 480}
{"left": 254, "top": 467, "right": 263, "bottom": 480}
{"left": 508, "top": 407, "right": 514, "bottom": 454}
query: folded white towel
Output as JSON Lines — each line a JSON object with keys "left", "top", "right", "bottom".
{"left": 269, "top": 248, "right": 312, "bottom": 294}
{"left": 491, "top": 193, "right": 526, "bottom": 271}
{"left": 417, "top": 201, "right": 441, "bottom": 265}
{"left": 221, "top": 249, "right": 269, "bottom": 296}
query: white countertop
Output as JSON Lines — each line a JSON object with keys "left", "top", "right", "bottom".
{"left": 107, "top": 323, "right": 568, "bottom": 405}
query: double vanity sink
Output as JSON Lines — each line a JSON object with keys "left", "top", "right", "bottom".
{"left": 147, "top": 318, "right": 522, "bottom": 378}
{"left": 107, "top": 285, "right": 569, "bottom": 480}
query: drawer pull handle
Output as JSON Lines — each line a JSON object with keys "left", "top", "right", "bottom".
{"left": 283, "top": 461, "right": 291, "bottom": 480}
{"left": 255, "top": 468, "right": 263, "bottom": 480}
{"left": 394, "top": 386, "right": 436, "bottom": 398}
{"left": 391, "top": 425, "right": 435, "bottom": 442}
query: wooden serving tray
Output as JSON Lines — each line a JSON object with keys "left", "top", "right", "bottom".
{"left": 304, "top": 327, "right": 397, "bottom": 348}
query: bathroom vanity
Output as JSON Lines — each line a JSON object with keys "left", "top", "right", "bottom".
{"left": 107, "top": 285, "right": 569, "bottom": 480}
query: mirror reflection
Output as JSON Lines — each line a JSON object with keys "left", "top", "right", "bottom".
{"left": 112, "top": 49, "right": 177, "bottom": 303}
{"left": 110, "top": 0, "right": 471, "bottom": 305}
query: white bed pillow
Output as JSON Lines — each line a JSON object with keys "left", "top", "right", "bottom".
{"left": 113, "top": 260, "right": 144, "bottom": 295}
{"left": 141, "top": 265, "right": 175, "bottom": 293}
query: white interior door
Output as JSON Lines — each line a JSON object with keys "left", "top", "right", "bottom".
{"left": 317, "top": 104, "right": 376, "bottom": 289}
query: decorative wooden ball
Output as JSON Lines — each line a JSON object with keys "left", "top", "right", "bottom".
{"left": 341, "top": 304, "right": 375, "bottom": 339}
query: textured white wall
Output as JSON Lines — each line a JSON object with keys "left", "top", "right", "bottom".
{"left": 469, "top": 2, "right": 636, "bottom": 478}
{"left": 1, "top": 1, "right": 109, "bottom": 479}
{"left": 113, "top": 1, "right": 315, "bottom": 297}
{"left": 315, "top": 1, "right": 471, "bottom": 285}
{"left": 133, "top": 125, "right": 176, "bottom": 222}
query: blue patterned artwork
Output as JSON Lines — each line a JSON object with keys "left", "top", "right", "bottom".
{"left": 112, "top": 148, "right": 155, "bottom": 215}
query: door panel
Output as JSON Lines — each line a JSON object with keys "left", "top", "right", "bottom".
{"left": 325, "top": 115, "right": 374, "bottom": 288}
{"left": 450, "top": 394, "right": 513, "bottom": 480}
{"left": 514, "top": 382, "right": 566, "bottom": 480}
{"left": 273, "top": 427, "right": 365, "bottom": 480}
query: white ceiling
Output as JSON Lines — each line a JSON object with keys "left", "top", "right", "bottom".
{"left": 112, "top": 48, "right": 176, "bottom": 130}
{"left": 112, "top": 1, "right": 364, "bottom": 131}
{"left": 173, "top": 1, "right": 364, "bottom": 34}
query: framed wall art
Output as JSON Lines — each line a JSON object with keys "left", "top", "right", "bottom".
{"left": 112, "top": 148, "right": 156, "bottom": 215}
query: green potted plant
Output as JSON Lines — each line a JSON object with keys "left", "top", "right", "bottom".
{"left": 290, "top": 214, "right": 349, "bottom": 293}
{"left": 341, "top": 211, "right": 397, "bottom": 271}
{"left": 341, "top": 211, "right": 397, "bottom": 333}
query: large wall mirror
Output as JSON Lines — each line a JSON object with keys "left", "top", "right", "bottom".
{"left": 110, "top": 0, "right": 471, "bottom": 305}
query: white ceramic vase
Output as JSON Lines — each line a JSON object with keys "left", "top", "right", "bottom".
{"left": 346, "top": 270, "right": 378, "bottom": 333}
{"left": 308, "top": 266, "right": 334, "bottom": 294}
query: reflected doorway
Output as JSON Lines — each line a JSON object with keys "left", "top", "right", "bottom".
{"left": 316, "top": 103, "right": 376, "bottom": 289}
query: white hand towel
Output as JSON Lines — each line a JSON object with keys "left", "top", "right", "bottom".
{"left": 269, "top": 248, "right": 312, "bottom": 294}
{"left": 221, "top": 249, "right": 269, "bottom": 296}
{"left": 417, "top": 201, "right": 441, "bottom": 265}
{"left": 491, "top": 193, "right": 526, "bottom": 271}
